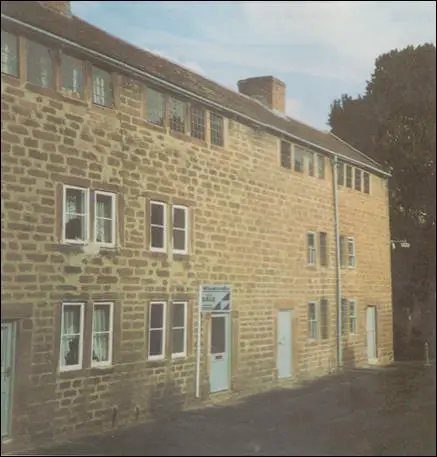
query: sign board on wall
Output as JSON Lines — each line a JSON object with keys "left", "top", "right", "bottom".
{"left": 200, "top": 285, "right": 231, "bottom": 313}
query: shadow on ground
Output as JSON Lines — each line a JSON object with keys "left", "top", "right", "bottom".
{"left": 25, "top": 364, "right": 436, "bottom": 457}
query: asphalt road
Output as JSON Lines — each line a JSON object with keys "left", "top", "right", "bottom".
{"left": 26, "top": 363, "right": 436, "bottom": 456}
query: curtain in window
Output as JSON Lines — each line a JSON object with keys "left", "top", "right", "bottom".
{"left": 93, "top": 76, "right": 105, "bottom": 105}
{"left": 62, "top": 307, "right": 80, "bottom": 366}
{"left": 92, "top": 306, "right": 110, "bottom": 363}
{"left": 96, "top": 199, "right": 106, "bottom": 243}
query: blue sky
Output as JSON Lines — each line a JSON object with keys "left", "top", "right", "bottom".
{"left": 71, "top": 1, "right": 436, "bottom": 130}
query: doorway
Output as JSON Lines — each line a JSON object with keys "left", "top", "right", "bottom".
{"left": 277, "top": 310, "right": 293, "bottom": 379}
{"left": 209, "top": 313, "right": 231, "bottom": 393}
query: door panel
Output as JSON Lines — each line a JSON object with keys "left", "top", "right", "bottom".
{"left": 1, "top": 322, "right": 15, "bottom": 438}
{"left": 367, "top": 307, "right": 377, "bottom": 363}
{"left": 210, "top": 314, "right": 230, "bottom": 393}
{"left": 277, "top": 310, "right": 292, "bottom": 379}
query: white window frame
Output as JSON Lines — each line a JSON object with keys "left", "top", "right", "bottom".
{"left": 148, "top": 301, "right": 166, "bottom": 361}
{"left": 349, "top": 300, "right": 357, "bottom": 335}
{"left": 172, "top": 205, "right": 188, "bottom": 255}
{"left": 150, "top": 201, "right": 167, "bottom": 253}
{"left": 94, "top": 191, "right": 117, "bottom": 248}
{"left": 60, "top": 302, "right": 85, "bottom": 372}
{"left": 62, "top": 185, "right": 89, "bottom": 245}
{"left": 308, "top": 301, "right": 318, "bottom": 340}
{"left": 307, "top": 231, "right": 317, "bottom": 266}
{"left": 91, "top": 302, "right": 114, "bottom": 368}
{"left": 1, "top": 31, "right": 18, "bottom": 77}
{"left": 171, "top": 301, "right": 187, "bottom": 359}
{"left": 347, "top": 237, "right": 356, "bottom": 268}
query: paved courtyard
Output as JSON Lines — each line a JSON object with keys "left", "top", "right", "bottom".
{"left": 23, "top": 363, "right": 436, "bottom": 456}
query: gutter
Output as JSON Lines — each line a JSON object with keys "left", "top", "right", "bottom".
{"left": 332, "top": 156, "right": 342, "bottom": 368}
{"left": 2, "top": 13, "right": 391, "bottom": 178}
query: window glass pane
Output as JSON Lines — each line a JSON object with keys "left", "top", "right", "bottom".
{"left": 93, "top": 305, "right": 110, "bottom": 332}
{"left": 172, "top": 328, "right": 185, "bottom": 354}
{"left": 191, "top": 106, "right": 205, "bottom": 140}
{"left": 294, "top": 146, "right": 304, "bottom": 172}
{"left": 63, "top": 305, "right": 81, "bottom": 333}
{"left": 149, "top": 330, "right": 163, "bottom": 356}
{"left": 280, "top": 141, "right": 291, "bottom": 169}
{"left": 66, "top": 188, "right": 85, "bottom": 214}
{"left": 355, "top": 169, "right": 362, "bottom": 191}
{"left": 151, "top": 226, "right": 164, "bottom": 249}
{"left": 27, "top": 40, "right": 53, "bottom": 88}
{"left": 65, "top": 214, "right": 86, "bottom": 241}
{"left": 346, "top": 165, "right": 353, "bottom": 188}
{"left": 1, "top": 31, "right": 18, "bottom": 76}
{"left": 307, "top": 151, "right": 315, "bottom": 176}
{"left": 320, "top": 232, "right": 328, "bottom": 267}
{"left": 61, "top": 54, "right": 84, "bottom": 98}
{"left": 151, "top": 203, "right": 164, "bottom": 226}
{"left": 173, "top": 230, "right": 186, "bottom": 251}
{"left": 92, "top": 67, "right": 113, "bottom": 107}
{"left": 320, "top": 299, "right": 328, "bottom": 339}
{"left": 96, "top": 194, "right": 113, "bottom": 219}
{"left": 147, "top": 88, "right": 165, "bottom": 125}
{"left": 61, "top": 335, "right": 80, "bottom": 366}
{"left": 169, "top": 98, "right": 186, "bottom": 133}
{"left": 211, "top": 113, "right": 224, "bottom": 146}
{"left": 308, "top": 303, "right": 316, "bottom": 320}
{"left": 150, "top": 303, "right": 164, "bottom": 329}
{"left": 92, "top": 333, "right": 109, "bottom": 363}
{"left": 96, "top": 219, "right": 113, "bottom": 244}
{"left": 363, "top": 172, "right": 370, "bottom": 194}
{"left": 173, "top": 303, "right": 185, "bottom": 328}
{"left": 211, "top": 317, "right": 225, "bottom": 354}
{"left": 338, "top": 163, "right": 345, "bottom": 186}
{"left": 173, "top": 207, "right": 186, "bottom": 229}
{"left": 318, "top": 155, "right": 325, "bottom": 179}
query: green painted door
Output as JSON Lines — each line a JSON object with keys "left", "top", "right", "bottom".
{"left": 1, "top": 322, "right": 15, "bottom": 438}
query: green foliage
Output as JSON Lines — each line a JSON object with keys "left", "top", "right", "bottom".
{"left": 329, "top": 44, "right": 436, "bottom": 303}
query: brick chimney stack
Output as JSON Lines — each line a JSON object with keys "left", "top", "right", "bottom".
{"left": 237, "top": 76, "right": 286, "bottom": 114}
{"left": 38, "top": 1, "right": 72, "bottom": 17}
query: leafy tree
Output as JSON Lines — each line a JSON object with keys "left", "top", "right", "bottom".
{"left": 329, "top": 44, "right": 436, "bottom": 308}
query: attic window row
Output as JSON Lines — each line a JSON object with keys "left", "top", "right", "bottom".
{"left": 280, "top": 141, "right": 325, "bottom": 179}
{"left": 1, "top": 30, "right": 225, "bottom": 147}
{"left": 337, "top": 162, "right": 370, "bottom": 194}
{"left": 146, "top": 87, "right": 224, "bottom": 146}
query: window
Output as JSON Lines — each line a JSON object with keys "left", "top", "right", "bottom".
{"left": 339, "top": 235, "right": 346, "bottom": 267}
{"left": 355, "top": 168, "right": 362, "bottom": 191}
{"left": 148, "top": 302, "right": 166, "bottom": 360}
{"left": 307, "top": 232, "right": 316, "bottom": 266}
{"left": 95, "top": 191, "right": 116, "bottom": 247}
{"left": 363, "top": 172, "right": 370, "bottom": 194}
{"left": 280, "top": 141, "right": 291, "bottom": 169}
{"left": 347, "top": 237, "right": 356, "bottom": 268}
{"left": 92, "top": 66, "right": 113, "bottom": 108}
{"left": 306, "top": 151, "right": 315, "bottom": 176}
{"left": 27, "top": 40, "right": 54, "bottom": 88}
{"left": 337, "top": 162, "right": 345, "bottom": 186}
{"left": 63, "top": 185, "right": 89, "bottom": 244}
{"left": 1, "top": 31, "right": 18, "bottom": 77}
{"left": 146, "top": 88, "right": 165, "bottom": 126}
{"left": 317, "top": 155, "right": 325, "bottom": 179}
{"left": 172, "top": 205, "right": 188, "bottom": 255}
{"left": 169, "top": 98, "right": 186, "bottom": 133}
{"left": 92, "top": 303, "right": 113, "bottom": 367}
{"left": 61, "top": 54, "right": 84, "bottom": 98}
{"left": 294, "top": 146, "right": 304, "bottom": 172}
{"left": 60, "top": 303, "right": 84, "bottom": 371}
{"left": 150, "top": 201, "right": 166, "bottom": 252}
{"left": 320, "top": 232, "right": 328, "bottom": 267}
{"left": 308, "top": 301, "right": 318, "bottom": 339}
{"left": 191, "top": 106, "right": 205, "bottom": 140}
{"left": 210, "top": 113, "right": 224, "bottom": 147}
{"left": 349, "top": 300, "right": 357, "bottom": 335}
{"left": 341, "top": 298, "right": 348, "bottom": 336}
{"left": 346, "top": 165, "right": 353, "bottom": 188}
{"left": 320, "top": 298, "right": 329, "bottom": 340}
{"left": 172, "top": 302, "right": 187, "bottom": 358}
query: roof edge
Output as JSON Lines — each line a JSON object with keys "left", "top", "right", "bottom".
{"left": 1, "top": 12, "right": 391, "bottom": 178}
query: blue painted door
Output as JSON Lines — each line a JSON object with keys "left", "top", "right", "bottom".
{"left": 277, "top": 310, "right": 292, "bottom": 379}
{"left": 1, "top": 322, "right": 15, "bottom": 438}
{"left": 210, "top": 314, "right": 230, "bottom": 393}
